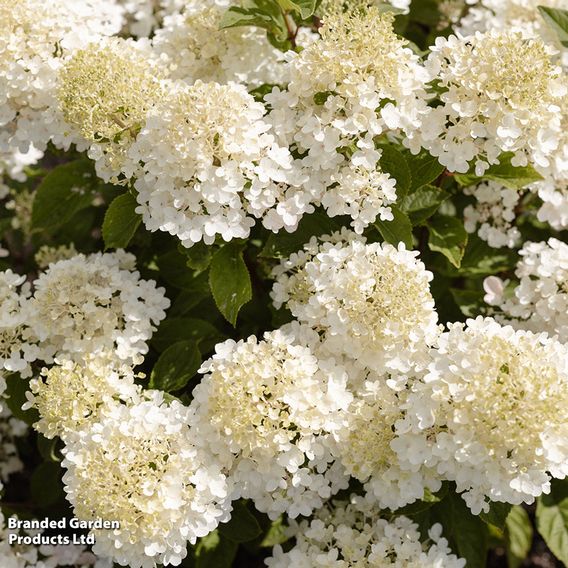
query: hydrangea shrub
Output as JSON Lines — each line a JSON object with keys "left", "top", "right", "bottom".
{"left": 1, "top": 0, "right": 568, "bottom": 567}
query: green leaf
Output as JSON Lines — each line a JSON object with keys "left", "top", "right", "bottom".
{"left": 219, "top": 1, "right": 287, "bottom": 41}
{"left": 406, "top": 150, "right": 445, "bottom": 190}
{"left": 260, "top": 517, "right": 289, "bottom": 548}
{"left": 31, "top": 462, "right": 62, "bottom": 508}
{"left": 102, "top": 192, "right": 141, "bottom": 250}
{"left": 180, "top": 242, "right": 212, "bottom": 272}
{"left": 5, "top": 374, "right": 39, "bottom": 425}
{"left": 399, "top": 184, "right": 448, "bottom": 225}
{"left": 430, "top": 491, "right": 489, "bottom": 568}
{"left": 536, "top": 478, "right": 568, "bottom": 564}
{"left": 151, "top": 317, "right": 227, "bottom": 353}
{"left": 506, "top": 506, "right": 533, "bottom": 568}
{"left": 280, "top": 0, "right": 317, "bottom": 18}
{"left": 218, "top": 500, "right": 262, "bottom": 543}
{"left": 261, "top": 211, "right": 340, "bottom": 258}
{"left": 157, "top": 250, "right": 204, "bottom": 290}
{"left": 450, "top": 288, "right": 485, "bottom": 318}
{"left": 428, "top": 215, "right": 468, "bottom": 268}
{"left": 480, "top": 502, "right": 513, "bottom": 530}
{"left": 394, "top": 485, "right": 449, "bottom": 517}
{"left": 169, "top": 284, "right": 211, "bottom": 317}
{"left": 37, "top": 434, "right": 62, "bottom": 462}
{"left": 459, "top": 235, "right": 517, "bottom": 277}
{"left": 195, "top": 531, "right": 238, "bottom": 568}
{"left": 32, "top": 160, "right": 97, "bottom": 231}
{"left": 209, "top": 242, "right": 252, "bottom": 326}
{"left": 149, "top": 340, "right": 201, "bottom": 393}
{"left": 375, "top": 205, "right": 413, "bottom": 248}
{"left": 219, "top": 6, "right": 273, "bottom": 28}
{"left": 408, "top": 0, "right": 441, "bottom": 26}
{"left": 455, "top": 153, "right": 543, "bottom": 190}
{"left": 538, "top": 7, "right": 568, "bottom": 47}
{"left": 378, "top": 144, "right": 412, "bottom": 198}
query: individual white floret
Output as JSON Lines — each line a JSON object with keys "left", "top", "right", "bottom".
{"left": 400, "top": 317, "right": 568, "bottom": 514}
{"left": 265, "top": 496, "right": 466, "bottom": 568}
{"left": 0, "top": 145, "right": 43, "bottom": 183}
{"left": 27, "top": 251, "right": 169, "bottom": 365}
{"left": 190, "top": 323, "right": 352, "bottom": 519}
{"left": 463, "top": 181, "right": 522, "bottom": 248}
{"left": 271, "top": 231, "right": 440, "bottom": 373}
{"left": 483, "top": 238, "right": 568, "bottom": 341}
{"left": 62, "top": 391, "right": 230, "bottom": 568}
{"left": 419, "top": 31, "right": 566, "bottom": 174}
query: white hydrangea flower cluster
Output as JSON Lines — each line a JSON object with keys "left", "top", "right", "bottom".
{"left": 265, "top": 7, "right": 430, "bottom": 234}
{"left": 62, "top": 391, "right": 230, "bottom": 568}
{"left": 333, "top": 365, "right": 442, "bottom": 510}
{"left": 265, "top": 497, "right": 466, "bottom": 568}
{"left": 459, "top": 0, "right": 568, "bottom": 53}
{"left": 396, "top": 317, "right": 568, "bottom": 514}
{"left": 128, "top": 80, "right": 298, "bottom": 246}
{"left": 533, "top": 97, "right": 568, "bottom": 229}
{"left": 27, "top": 251, "right": 169, "bottom": 365}
{"left": 152, "top": 0, "right": 285, "bottom": 87}
{"left": 57, "top": 37, "right": 165, "bottom": 183}
{"left": 0, "top": 270, "right": 39, "bottom": 378}
{"left": 267, "top": 231, "right": 444, "bottom": 511}
{"left": 69, "top": 4, "right": 436, "bottom": 246}
{"left": 484, "top": 238, "right": 568, "bottom": 341}
{"left": 271, "top": 231, "right": 440, "bottom": 373}
{"left": 0, "top": 0, "right": 123, "bottom": 175}
{"left": 0, "top": 251, "right": 168, "bottom": 378}
{"left": 463, "top": 181, "right": 522, "bottom": 248}
{"left": 23, "top": 355, "right": 140, "bottom": 441}
{"left": 419, "top": 31, "right": 566, "bottom": 174}
{"left": 189, "top": 323, "right": 352, "bottom": 519}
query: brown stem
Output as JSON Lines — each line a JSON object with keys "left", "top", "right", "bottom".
{"left": 282, "top": 11, "right": 298, "bottom": 49}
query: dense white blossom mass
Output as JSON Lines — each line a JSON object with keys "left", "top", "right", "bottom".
{"left": 485, "top": 238, "right": 568, "bottom": 341}
{"left": 265, "top": 497, "right": 466, "bottom": 568}
{"left": 62, "top": 392, "right": 230, "bottom": 568}
{"left": 419, "top": 31, "right": 566, "bottom": 174}
{"left": 2, "top": 0, "right": 568, "bottom": 566}
{"left": 397, "top": 317, "right": 568, "bottom": 514}
{"left": 190, "top": 323, "right": 352, "bottom": 519}
{"left": 271, "top": 231, "right": 440, "bottom": 373}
